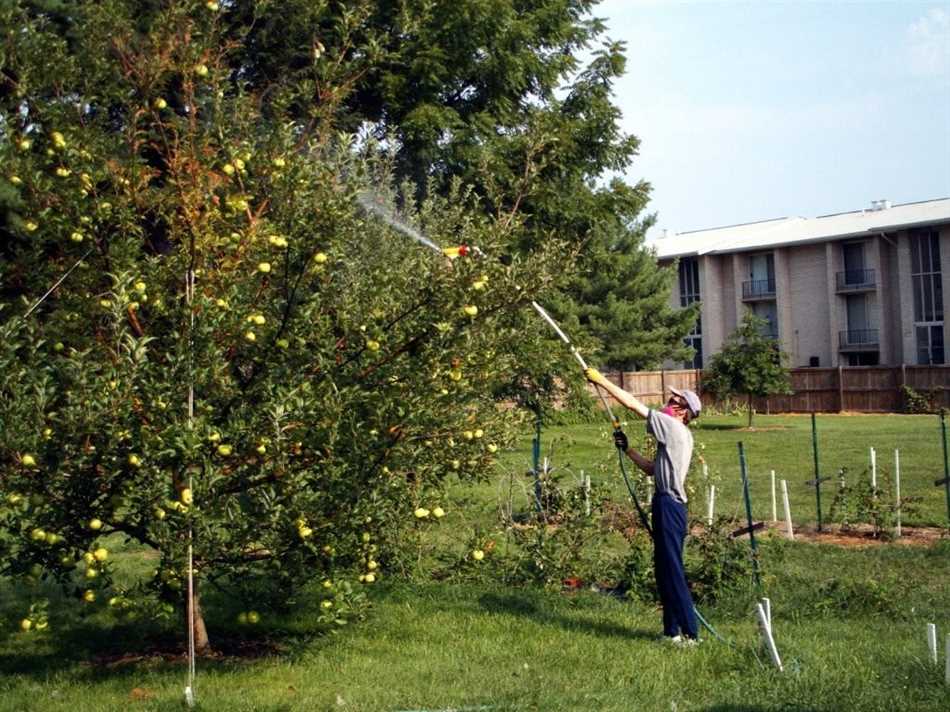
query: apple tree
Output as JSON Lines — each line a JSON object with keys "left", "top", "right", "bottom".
{"left": 0, "top": 0, "right": 571, "bottom": 650}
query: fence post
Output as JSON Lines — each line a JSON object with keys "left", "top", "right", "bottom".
{"left": 837, "top": 365, "right": 844, "bottom": 412}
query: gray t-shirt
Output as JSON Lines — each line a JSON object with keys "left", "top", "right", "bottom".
{"left": 646, "top": 409, "right": 694, "bottom": 504}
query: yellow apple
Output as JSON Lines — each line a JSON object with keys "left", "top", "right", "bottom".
{"left": 51, "top": 131, "right": 66, "bottom": 149}
{"left": 313, "top": 252, "right": 328, "bottom": 264}
{"left": 83, "top": 552, "right": 95, "bottom": 565}
{"left": 21, "top": 454, "right": 36, "bottom": 467}
{"left": 7, "top": 493, "right": 22, "bottom": 505}
{"left": 55, "top": 167, "right": 71, "bottom": 178}
{"left": 364, "top": 573, "right": 376, "bottom": 583}
{"left": 222, "top": 163, "right": 235, "bottom": 175}
{"left": 432, "top": 507, "right": 445, "bottom": 518}
{"left": 247, "top": 610, "right": 260, "bottom": 624}
{"left": 276, "top": 338, "right": 289, "bottom": 349}
{"left": 463, "top": 431, "right": 474, "bottom": 440}
{"left": 128, "top": 454, "right": 141, "bottom": 467}
{"left": 153, "top": 97, "right": 167, "bottom": 110}
{"left": 70, "top": 232, "right": 84, "bottom": 242}
{"left": 487, "top": 443, "right": 498, "bottom": 453}
{"left": 367, "top": 560, "right": 378, "bottom": 570}
{"left": 217, "top": 444, "right": 232, "bottom": 456}
{"left": 25, "top": 221, "right": 38, "bottom": 232}
{"left": 322, "top": 580, "right": 333, "bottom": 589}
{"left": 237, "top": 612, "right": 248, "bottom": 625}
{"left": 321, "top": 600, "right": 333, "bottom": 610}
{"left": 194, "top": 64, "right": 209, "bottom": 77}
{"left": 29, "top": 563, "right": 43, "bottom": 578}
{"left": 272, "top": 157, "right": 286, "bottom": 168}
{"left": 9, "top": 175, "right": 22, "bottom": 185}
{"left": 462, "top": 305, "right": 478, "bottom": 317}
{"left": 89, "top": 518, "right": 103, "bottom": 530}
{"left": 18, "top": 138, "right": 32, "bottom": 151}
{"left": 472, "top": 549, "right": 485, "bottom": 561}
{"left": 474, "top": 429, "right": 484, "bottom": 438}
{"left": 94, "top": 547, "right": 108, "bottom": 561}
{"left": 472, "top": 276, "right": 488, "bottom": 290}
{"left": 20, "top": 619, "right": 32, "bottom": 632}
{"left": 134, "top": 281, "right": 147, "bottom": 293}
{"left": 366, "top": 339, "right": 380, "bottom": 351}
{"left": 298, "top": 526, "right": 313, "bottom": 538}
{"left": 256, "top": 444, "right": 266, "bottom": 454}
{"left": 154, "top": 507, "right": 166, "bottom": 520}
{"left": 449, "top": 368, "right": 462, "bottom": 381}
{"left": 208, "top": 432, "right": 221, "bottom": 443}
{"left": 30, "top": 528, "right": 46, "bottom": 541}
{"left": 245, "top": 330, "right": 256, "bottom": 342}
{"left": 180, "top": 489, "right": 193, "bottom": 506}
{"left": 45, "top": 533, "right": 61, "bottom": 545}
{"left": 451, "top": 460, "right": 460, "bottom": 470}
{"left": 414, "top": 507, "right": 430, "bottom": 519}
{"left": 206, "top": 1, "right": 220, "bottom": 10}
{"left": 257, "top": 262, "right": 271, "bottom": 273}
{"left": 83, "top": 590, "right": 95, "bottom": 603}
{"left": 215, "top": 298, "right": 229, "bottom": 308}
{"left": 85, "top": 567, "right": 98, "bottom": 579}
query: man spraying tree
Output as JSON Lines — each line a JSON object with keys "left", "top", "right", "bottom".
{"left": 584, "top": 369, "right": 702, "bottom": 645}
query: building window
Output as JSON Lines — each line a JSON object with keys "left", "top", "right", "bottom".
{"left": 679, "top": 257, "right": 702, "bottom": 368}
{"left": 910, "top": 230, "right": 944, "bottom": 364}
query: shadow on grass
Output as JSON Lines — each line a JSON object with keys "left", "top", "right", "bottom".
{"left": 477, "top": 591, "right": 657, "bottom": 642}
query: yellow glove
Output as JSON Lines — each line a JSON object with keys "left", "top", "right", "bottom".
{"left": 584, "top": 367, "right": 606, "bottom": 386}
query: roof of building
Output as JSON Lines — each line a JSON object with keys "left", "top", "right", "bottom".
{"left": 647, "top": 197, "right": 950, "bottom": 260}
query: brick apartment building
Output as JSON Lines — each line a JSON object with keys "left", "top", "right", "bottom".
{"left": 649, "top": 197, "right": 950, "bottom": 369}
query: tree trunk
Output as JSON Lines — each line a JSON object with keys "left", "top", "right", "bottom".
{"left": 747, "top": 392, "right": 754, "bottom": 427}
{"left": 188, "top": 580, "right": 212, "bottom": 656}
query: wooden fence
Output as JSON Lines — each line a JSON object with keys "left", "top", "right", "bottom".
{"left": 597, "top": 365, "right": 950, "bottom": 413}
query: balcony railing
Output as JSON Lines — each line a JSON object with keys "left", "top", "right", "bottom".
{"left": 835, "top": 268, "right": 876, "bottom": 292}
{"left": 742, "top": 277, "right": 776, "bottom": 300}
{"left": 839, "top": 328, "right": 879, "bottom": 351}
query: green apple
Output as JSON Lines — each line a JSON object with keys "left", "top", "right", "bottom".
{"left": 247, "top": 610, "right": 260, "bottom": 624}
{"left": 237, "top": 612, "right": 248, "bottom": 625}
{"left": 276, "top": 338, "right": 289, "bottom": 349}
{"left": 29, "top": 563, "right": 43, "bottom": 578}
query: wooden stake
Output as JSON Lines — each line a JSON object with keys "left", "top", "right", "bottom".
{"left": 781, "top": 479, "right": 794, "bottom": 540}
{"left": 945, "top": 634, "right": 949, "bottom": 685}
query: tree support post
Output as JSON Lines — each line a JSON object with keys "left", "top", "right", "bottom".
{"left": 531, "top": 406, "right": 543, "bottom": 514}
{"left": 807, "top": 413, "right": 829, "bottom": 531}
{"left": 937, "top": 412, "right": 950, "bottom": 527}
{"left": 737, "top": 442, "right": 761, "bottom": 588}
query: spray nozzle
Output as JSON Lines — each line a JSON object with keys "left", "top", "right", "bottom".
{"left": 442, "top": 245, "right": 471, "bottom": 259}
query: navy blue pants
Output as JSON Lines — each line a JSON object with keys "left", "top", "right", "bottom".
{"left": 652, "top": 492, "right": 698, "bottom": 639}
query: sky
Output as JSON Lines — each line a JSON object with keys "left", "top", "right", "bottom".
{"left": 594, "top": 0, "right": 950, "bottom": 237}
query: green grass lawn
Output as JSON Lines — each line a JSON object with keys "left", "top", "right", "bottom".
{"left": 493, "top": 413, "right": 950, "bottom": 529}
{"left": 1, "top": 415, "right": 949, "bottom": 711}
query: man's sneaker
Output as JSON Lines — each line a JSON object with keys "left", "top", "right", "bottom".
{"left": 663, "top": 634, "right": 683, "bottom": 644}
{"left": 673, "top": 636, "right": 699, "bottom": 648}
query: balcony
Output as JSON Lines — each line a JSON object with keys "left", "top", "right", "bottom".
{"left": 835, "top": 268, "right": 876, "bottom": 293}
{"left": 839, "top": 328, "right": 879, "bottom": 352}
{"left": 742, "top": 277, "right": 776, "bottom": 301}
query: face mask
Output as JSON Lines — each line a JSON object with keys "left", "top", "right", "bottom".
{"left": 661, "top": 405, "right": 676, "bottom": 417}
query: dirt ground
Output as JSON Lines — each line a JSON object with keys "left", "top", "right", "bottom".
{"left": 741, "top": 520, "right": 948, "bottom": 548}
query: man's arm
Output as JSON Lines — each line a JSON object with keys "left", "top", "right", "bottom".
{"left": 623, "top": 447, "right": 655, "bottom": 477}
{"left": 584, "top": 367, "right": 650, "bottom": 419}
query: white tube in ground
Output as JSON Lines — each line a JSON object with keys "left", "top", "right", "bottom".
{"left": 894, "top": 449, "right": 901, "bottom": 539}
{"left": 781, "top": 479, "right": 794, "bottom": 540}
{"left": 870, "top": 447, "right": 877, "bottom": 490}
{"left": 707, "top": 485, "right": 716, "bottom": 526}
{"left": 771, "top": 470, "right": 777, "bottom": 522}
{"left": 756, "top": 603, "right": 783, "bottom": 671}
{"left": 762, "top": 597, "right": 772, "bottom": 630}
{"left": 945, "top": 634, "right": 949, "bottom": 685}
{"left": 583, "top": 472, "right": 591, "bottom": 517}
{"left": 928, "top": 623, "right": 938, "bottom": 665}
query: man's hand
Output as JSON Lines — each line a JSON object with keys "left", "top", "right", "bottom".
{"left": 613, "top": 429, "right": 629, "bottom": 452}
{"left": 584, "top": 367, "right": 607, "bottom": 386}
